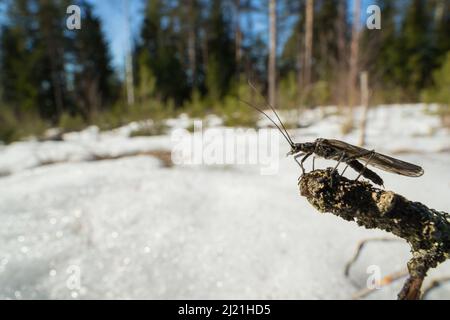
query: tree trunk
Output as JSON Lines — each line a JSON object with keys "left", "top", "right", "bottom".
{"left": 348, "top": 0, "right": 361, "bottom": 110}
{"left": 244, "top": 0, "right": 254, "bottom": 78}
{"left": 336, "top": 0, "right": 347, "bottom": 106}
{"left": 188, "top": 0, "right": 197, "bottom": 86}
{"left": 268, "top": 0, "right": 277, "bottom": 107}
{"left": 359, "top": 71, "right": 369, "bottom": 146}
{"left": 47, "top": 39, "right": 64, "bottom": 121}
{"left": 202, "top": 28, "right": 209, "bottom": 77}
{"left": 235, "top": 0, "right": 242, "bottom": 74}
{"left": 124, "top": 0, "right": 135, "bottom": 106}
{"left": 303, "top": 0, "right": 314, "bottom": 87}
{"left": 296, "top": 30, "right": 303, "bottom": 98}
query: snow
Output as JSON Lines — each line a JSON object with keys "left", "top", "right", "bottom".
{"left": 0, "top": 104, "right": 449, "bottom": 299}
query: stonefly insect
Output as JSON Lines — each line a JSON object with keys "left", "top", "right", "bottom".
{"left": 241, "top": 84, "right": 424, "bottom": 186}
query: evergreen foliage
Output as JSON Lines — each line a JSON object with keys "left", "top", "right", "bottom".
{"left": 0, "top": 0, "right": 449, "bottom": 143}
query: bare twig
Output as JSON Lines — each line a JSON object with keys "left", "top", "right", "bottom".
{"left": 352, "top": 269, "right": 408, "bottom": 300}
{"left": 344, "top": 237, "right": 401, "bottom": 277}
{"left": 299, "top": 168, "right": 450, "bottom": 300}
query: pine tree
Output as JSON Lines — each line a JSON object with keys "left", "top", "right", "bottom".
{"left": 313, "top": 0, "right": 342, "bottom": 82}
{"left": 431, "top": 0, "right": 450, "bottom": 66}
{"left": 399, "top": 0, "right": 434, "bottom": 96}
{"left": 35, "top": 0, "right": 70, "bottom": 122}
{"left": 0, "top": 0, "right": 40, "bottom": 113}
{"left": 137, "top": 0, "right": 188, "bottom": 105}
{"left": 186, "top": 0, "right": 200, "bottom": 87}
{"left": 69, "top": 1, "right": 116, "bottom": 120}
{"left": 279, "top": 0, "right": 305, "bottom": 91}
{"left": 205, "top": 0, "right": 235, "bottom": 100}
{"left": 363, "top": 1, "right": 399, "bottom": 82}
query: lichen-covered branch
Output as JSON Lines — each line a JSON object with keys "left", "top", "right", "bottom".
{"left": 298, "top": 168, "right": 450, "bottom": 300}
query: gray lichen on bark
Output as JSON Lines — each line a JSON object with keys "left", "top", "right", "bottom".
{"left": 298, "top": 168, "right": 449, "bottom": 299}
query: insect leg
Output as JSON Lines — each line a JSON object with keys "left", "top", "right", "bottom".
{"left": 294, "top": 153, "right": 304, "bottom": 173}
{"left": 301, "top": 153, "right": 313, "bottom": 172}
{"left": 333, "top": 152, "right": 346, "bottom": 172}
{"left": 341, "top": 165, "right": 349, "bottom": 176}
{"left": 329, "top": 152, "right": 347, "bottom": 186}
{"left": 355, "top": 151, "right": 376, "bottom": 181}
{"left": 294, "top": 152, "right": 312, "bottom": 175}
{"left": 312, "top": 140, "right": 320, "bottom": 171}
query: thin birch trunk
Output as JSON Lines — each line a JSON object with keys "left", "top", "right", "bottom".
{"left": 268, "top": 0, "right": 277, "bottom": 107}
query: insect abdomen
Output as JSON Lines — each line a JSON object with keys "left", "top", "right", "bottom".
{"left": 347, "top": 160, "right": 384, "bottom": 186}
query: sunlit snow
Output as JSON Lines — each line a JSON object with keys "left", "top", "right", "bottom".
{"left": 0, "top": 104, "right": 448, "bottom": 299}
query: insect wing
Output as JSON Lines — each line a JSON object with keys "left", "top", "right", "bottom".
{"left": 359, "top": 152, "right": 424, "bottom": 177}
{"left": 324, "top": 139, "right": 424, "bottom": 177}
{"left": 323, "top": 139, "right": 367, "bottom": 155}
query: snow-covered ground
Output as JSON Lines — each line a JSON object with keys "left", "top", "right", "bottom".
{"left": 0, "top": 104, "right": 448, "bottom": 299}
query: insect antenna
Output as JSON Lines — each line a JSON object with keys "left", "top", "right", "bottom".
{"left": 247, "top": 80, "right": 295, "bottom": 146}
{"left": 239, "top": 98, "right": 294, "bottom": 148}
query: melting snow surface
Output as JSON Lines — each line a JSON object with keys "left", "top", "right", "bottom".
{"left": 0, "top": 104, "right": 449, "bottom": 299}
